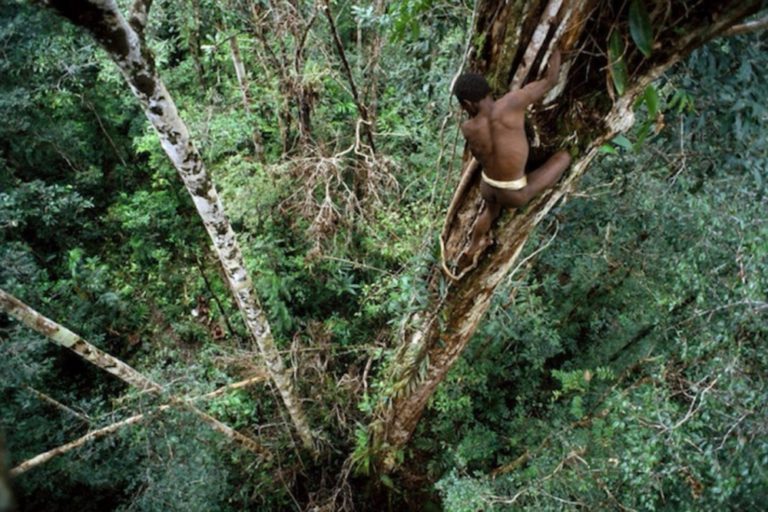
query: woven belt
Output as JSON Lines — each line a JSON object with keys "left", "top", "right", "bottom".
{"left": 481, "top": 172, "right": 527, "bottom": 190}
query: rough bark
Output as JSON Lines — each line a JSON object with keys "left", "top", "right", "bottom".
{"left": 0, "top": 288, "right": 269, "bottom": 457}
{"left": 372, "top": 0, "right": 761, "bottom": 468}
{"left": 39, "top": 0, "right": 315, "bottom": 451}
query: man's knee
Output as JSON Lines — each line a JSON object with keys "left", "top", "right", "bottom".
{"left": 498, "top": 190, "right": 529, "bottom": 209}
{"left": 553, "top": 150, "right": 572, "bottom": 169}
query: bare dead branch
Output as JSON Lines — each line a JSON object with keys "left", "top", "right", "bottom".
{"left": 23, "top": 386, "right": 91, "bottom": 423}
{"left": 10, "top": 410, "right": 153, "bottom": 477}
{"left": 723, "top": 15, "right": 768, "bottom": 36}
{"left": 9, "top": 373, "right": 271, "bottom": 477}
{"left": 0, "top": 288, "right": 270, "bottom": 458}
{"left": 192, "top": 374, "right": 270, "bottom": 401}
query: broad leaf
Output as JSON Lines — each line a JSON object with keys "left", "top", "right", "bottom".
{"left": 612, "top": 134, "right": 632, "bottom": 151}
{"left": 608, "top": 30, "right": 628, "bottom": 95}
{"left": 629, "top": 0, "right": 653, "bottom": 57}
{"left": 644, "top": 84, "right": 659, "bottom": 117}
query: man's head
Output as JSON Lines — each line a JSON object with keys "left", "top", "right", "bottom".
{"left": 453, "top": 73, "right": 491, "bottom": 114}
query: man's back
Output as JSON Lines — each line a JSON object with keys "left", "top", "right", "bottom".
{"left": 451, "top": 49, "right": 570, "bottom": 269}
{"left": 461, "top": 98, "right": 529, "bottom": 181}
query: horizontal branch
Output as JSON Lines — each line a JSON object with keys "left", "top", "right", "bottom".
{"left": 0, "top": 288, "right": 269, "bottom": 459}
{"left": 10, "top": 410, "right": 154, "bottom": 477}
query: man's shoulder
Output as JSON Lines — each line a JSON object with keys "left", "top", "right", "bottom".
{"left": 494, "top": 90, "right": 526, "bottom": 112}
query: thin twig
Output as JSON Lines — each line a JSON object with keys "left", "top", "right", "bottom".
{"left": 321, "top": 0, "right": 376, "bottom": 154}
{"left": 722, "top": 15, "right": 768, "bottom": 36}
{"left": 23, "top": 386, "right": 90, "bottom": 423}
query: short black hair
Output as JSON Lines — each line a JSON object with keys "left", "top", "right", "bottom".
{"left": 453, "top": 73, "right": 491, "bottom": 102}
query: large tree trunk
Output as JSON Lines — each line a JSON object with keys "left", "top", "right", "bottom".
{"left": 40, "top": 0, "right": 316, "bottom": 451}
{"left": 372, "top": 0, "right": 760, "bottom": 469}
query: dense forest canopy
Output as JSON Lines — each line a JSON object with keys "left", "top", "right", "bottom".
{"left": 1, "top": 0, "right": 766, "bottom": 510}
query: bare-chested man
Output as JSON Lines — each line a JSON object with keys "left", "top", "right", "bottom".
{"left": 453, "top": 50, "right": 571, "bottom": 266}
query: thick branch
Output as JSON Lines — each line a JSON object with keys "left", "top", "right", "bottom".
{"left": 40, "top": 0, "right": 315, "bottom": 451}
{"left": 372, "top": 0, "right": 762, "bottom": 470}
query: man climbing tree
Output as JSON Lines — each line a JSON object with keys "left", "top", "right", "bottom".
{"left": 454, "top": 49, "right": 572, "bottom": 269}
{"left": 372, "top": 0, "right": 762, "bottom": 470}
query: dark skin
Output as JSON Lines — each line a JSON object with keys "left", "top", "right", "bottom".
{"left": 458, "top": 50, "right": 571, "bottom": 266}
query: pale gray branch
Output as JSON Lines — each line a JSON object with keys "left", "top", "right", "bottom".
{"left": 24, "top": 386, "right": 91, "bottom": 423}
{"left": 0, "top": 288, "right": 270, "bottom": 458}
{"left": 10, "top": 411, "right": 152, "bottom": 477}
{"left": 40, "top": 0, "right": 316, "bottom": 451}
{"left": 129, "top": 0, "right": 152, "bottom": 33}
{"left": 723, "top": 15, "right": 768, "bottom": 36}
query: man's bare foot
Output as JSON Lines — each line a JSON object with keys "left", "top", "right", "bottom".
{"left": 456, "top": 233, "right": 492, "bottom": 272}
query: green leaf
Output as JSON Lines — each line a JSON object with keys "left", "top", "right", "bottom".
{"left": 634, "top": 122, "right": 651, "bottom": 149}
{"left": 629, "top": 0, "right": 653, "bottom": 57}
{"left": 599, "top": 144, "right": 617, "bottom": 154}
{"left": 608, "top": 30, "right": 628, "bottom": 95}
{"left": 643, "top": 84, "right": 659, "bottom": 117}
{"left": 612, "top": 134, "right": 632, "bottom": 151}
{"left": 380, "top": 474, "right": 395, "bottom": 489}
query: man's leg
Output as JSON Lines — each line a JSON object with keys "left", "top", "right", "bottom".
{"left": 519, "top": 150, "right": 571, "bottom": 203}
{"left": 456, "top": 151, "right": 570, "bottom": 270}
{"left": 458, "top": 199, "right": 502, "bottom": 269}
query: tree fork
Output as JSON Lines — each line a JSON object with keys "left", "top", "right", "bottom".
{"left": 322, "top": 0, "right": 376, "bottom": 154}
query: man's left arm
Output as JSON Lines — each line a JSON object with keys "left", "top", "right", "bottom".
{"left": 505, "top": 49, "right": 561, "bottom": 108}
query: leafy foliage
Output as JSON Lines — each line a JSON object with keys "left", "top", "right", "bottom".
{"left": 431, "top": 33, "right": 768, "bottom": 510}
{"left": 0, "top": 0, "right": 766, "bottom": 510}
